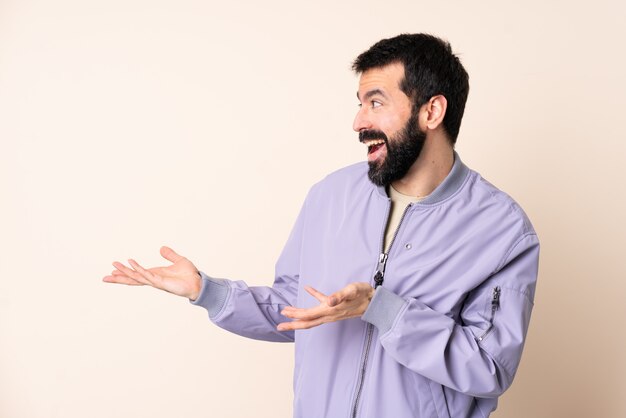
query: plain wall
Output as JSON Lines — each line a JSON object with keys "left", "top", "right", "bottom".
{"left": 1, "top": 0, "right": 625, "bottom": 417}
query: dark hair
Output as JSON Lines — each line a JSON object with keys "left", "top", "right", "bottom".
{"left": 352, "top": 34, "right": 469, "bottom": 144}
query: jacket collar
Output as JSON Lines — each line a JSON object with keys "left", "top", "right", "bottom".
{"left": 375, "top": 151, "right": 470, "bottom": 205}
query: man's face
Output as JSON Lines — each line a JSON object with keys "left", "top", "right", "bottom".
{"left": 353, "top": 63, "right": 426, "bottom": 187}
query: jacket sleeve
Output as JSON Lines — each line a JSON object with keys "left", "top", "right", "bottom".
{"left": 362, "top": 232, "right": 540, "bottom": 398}
{"left": 189, "top": 196, "right": 308, "bottom": 343}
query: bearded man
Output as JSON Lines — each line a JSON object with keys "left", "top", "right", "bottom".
{"left": 104, "top": 33, "right": 540, "bottom": 418}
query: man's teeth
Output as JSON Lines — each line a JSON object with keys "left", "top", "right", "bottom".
{"left": 363, "top": 139, "right": 385, "bottom": 146}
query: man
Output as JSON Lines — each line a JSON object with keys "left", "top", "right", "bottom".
{"left": 104, "top": 34, "right": 539, "bottom": 417}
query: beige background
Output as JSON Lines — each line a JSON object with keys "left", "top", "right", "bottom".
{"left": 1, "top": 0, "right": 625, "bottom": 417}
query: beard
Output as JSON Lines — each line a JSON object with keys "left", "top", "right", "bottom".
{"left": 360, "top": 110, "right": 426, "bottom": 187}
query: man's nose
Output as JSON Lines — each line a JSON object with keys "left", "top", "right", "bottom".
{"left": 353, "top": 107, "right": 372, "bottom": 132}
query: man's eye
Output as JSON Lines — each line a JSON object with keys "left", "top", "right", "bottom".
{"left": 372, "top": 101, "right": 382, "bottom": 108}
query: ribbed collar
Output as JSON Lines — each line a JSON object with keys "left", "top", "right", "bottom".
{"left": 375, "top": 151, "right": 470, "bottom": 205}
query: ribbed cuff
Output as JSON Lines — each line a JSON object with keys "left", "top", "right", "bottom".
{"left": 189, "top": 272, "right": 231, "bottom": 319}
{"left": 361, "top": 286, "right": 407, "bottom": 335}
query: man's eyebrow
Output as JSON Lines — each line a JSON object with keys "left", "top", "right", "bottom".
{"left": 356, "top": 89, "right": 388, "bottom": 101}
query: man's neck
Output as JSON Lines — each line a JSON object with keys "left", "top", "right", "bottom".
{"left": 391, "top": 141, "right": 455, "bottom": 198}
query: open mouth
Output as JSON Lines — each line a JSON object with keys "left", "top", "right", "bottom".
{"left": 362, "top": 139, "right": 386, "bottom": 155}
{"left": 363, "top": 139, "right": 385, "bottom": 154}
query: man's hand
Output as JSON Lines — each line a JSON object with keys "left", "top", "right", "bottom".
{"left": 102, "top": 246, "right": 202, "bottom": 300}
{"left": 277, "top": 282, "right": 375, "bottom": 331}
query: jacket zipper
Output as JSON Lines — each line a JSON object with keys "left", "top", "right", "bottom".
{"left": 351, "top": 203, "right": 412, "bottom": 418}
{"left": 478, "top": 286, "right": 501, "bottom": 342}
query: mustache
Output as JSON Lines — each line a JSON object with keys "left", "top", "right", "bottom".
{"left": 359, "top": 129, "right": 388, "bottom": 143}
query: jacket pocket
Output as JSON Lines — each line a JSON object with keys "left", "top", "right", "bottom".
{"left": 477, "top": 286, "right": 501, "bottom": 342}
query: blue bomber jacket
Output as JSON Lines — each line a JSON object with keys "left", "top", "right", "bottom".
{"left": 192, "top": 153, "right": 540, "bottom": 418}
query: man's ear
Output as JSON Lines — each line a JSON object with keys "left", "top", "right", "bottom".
{"left": 419, "top": 95, "right": 447, "bottom": 131}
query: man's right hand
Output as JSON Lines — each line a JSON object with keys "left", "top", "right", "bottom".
{"left": 103, "top": 246, "right": 203, "bottom": 301}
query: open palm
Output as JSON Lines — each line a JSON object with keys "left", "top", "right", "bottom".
{"left": 103, "top": 246, "right": 202, "bottom": 300}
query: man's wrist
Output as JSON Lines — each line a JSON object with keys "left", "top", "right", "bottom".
{"left": 188, "top": 271, "right": 202, "bottom": 301}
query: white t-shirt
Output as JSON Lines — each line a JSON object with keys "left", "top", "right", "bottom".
{"left": 383, "top": 185, "right": 425, "bottom": 253}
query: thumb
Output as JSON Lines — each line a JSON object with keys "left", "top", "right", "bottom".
{"left": 328, "top": 284, "right": 358, "bottom": 306}
{"left": 160, "top": 246, "right": 184, "bottom": 263}
{"left": 327, "top": 291, "right": 343, "bottom": 307}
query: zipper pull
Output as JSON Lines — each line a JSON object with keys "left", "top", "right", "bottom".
{"left": 478, "top": 286, "right": 502, "bottom": 342}
{"left": 491, "top": 286, "right": 501, "bottom": 311}
{"left": 373, "top": 253, "right": 388, "bottom": 288}
{"left": 374, "top": 271, "right": 384, "bottom": 288}
{"left": 377, "top": 253, "right": 388, "bottom": 272}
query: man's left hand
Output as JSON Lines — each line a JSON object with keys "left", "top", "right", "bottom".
{"left": 277, "top": 282, "right": 375, "bottom": 331}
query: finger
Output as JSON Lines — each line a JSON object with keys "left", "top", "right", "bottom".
{"left": 112, "top": 261, "right": 151, "bottom": 285}
{"left": 130, "top": 260, "right": 169, "bottom": 290}
{"left": 128, "top": 259, "right": 157, "bottom": 285}
{"left": 111, "top": 269, "right": 140, "bottom": 281}
{"left": 304, "top": 286, "right": 328, "bottom": 303}
{"left": 281, "top": 307, "right": 318, "bottom": 320}
{"left": 111, "top": 269, "right": 138, "bottom": 276}
{"left": 281, "top": 305, "right": 329, "bottom": 321}
{"left": 329, "top": 284, "right": 360, "bottom": 307}
{"left": 160, "top": 246, "right": 183, "bottom": 263}
{"left": 277, "top": 317, "right": 326, "bottom": 331}
{"left": 102, "top": 275, "right": 144, "bottom": 286}
{"left": 327, "top": 289, "right": 348, "bottom": 307}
